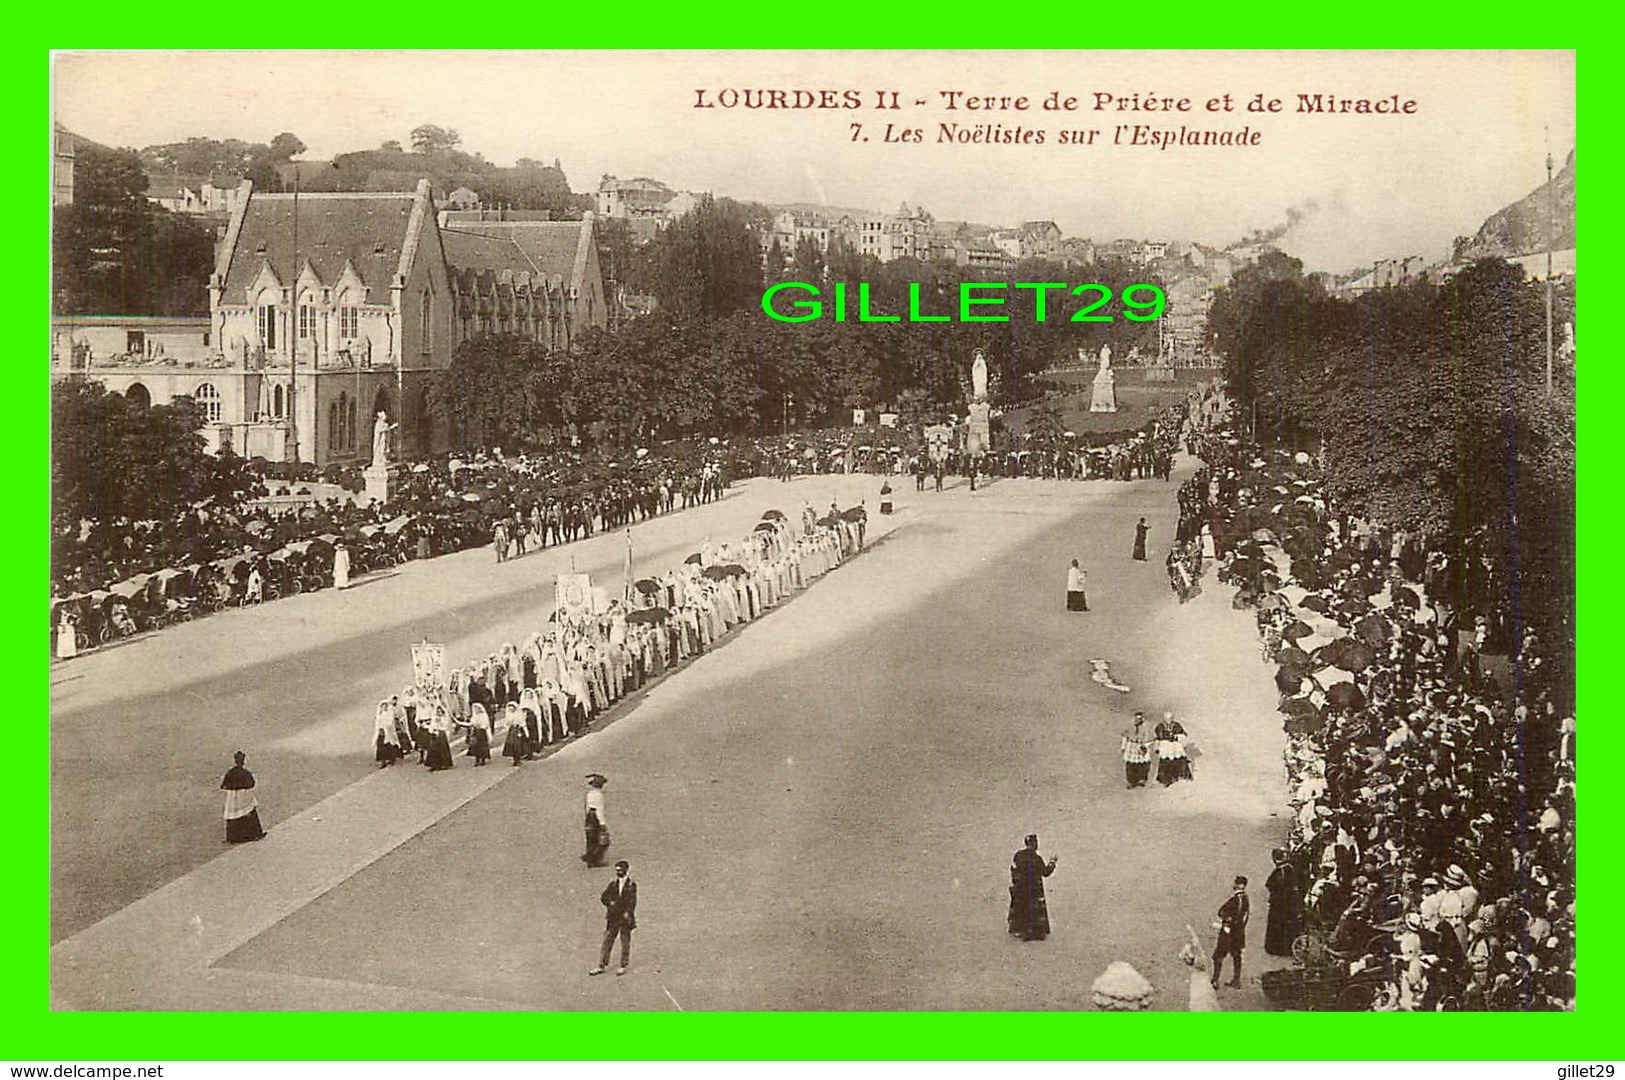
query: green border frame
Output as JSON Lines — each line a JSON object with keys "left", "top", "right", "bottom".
{"left": 18, "top": 23, "right": 1608, "bottom": 1060}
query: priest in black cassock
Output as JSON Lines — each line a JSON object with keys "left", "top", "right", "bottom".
{"left": 220, "top": 751, "right": 266, "bottom": 843}
{"left": 1007, "top": 834, "right": 1060, "bottom": 941}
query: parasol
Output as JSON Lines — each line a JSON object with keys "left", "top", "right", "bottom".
{"left": 1316, "top": 637, "right": 1377, "bottom": 673}
{"left": 1299, "top": 594, "right": 1332, "bottom": 614}
{"left": 684, "top": 553, "right": 703, "bottom": 565}
{"left": 1280, "top": 619, "right": 1314, "bottom": 641}
{"left": 1354, "top": 612, "right": 1392, "bottom": 647}
{"left": 701, "top": 565, "right": 731, "bottom": 581}
{"left": 1324, "top": 682, "right": 1367, "bottom": 710}
{"left": 634, "top": 578, "right": 663, "bottom": 596}
{"left": 754, "top": 522, "right": 777, "bottom": 532}
{"left": 762, "top": 510, "right": 787, "bottom": 520}
{"left": 840, "top": 507, "right": 867, "bottom": 522}
{"left": 1275, "top": 644, "right": 1313, "bottom": 670}
{"left": 626, "top": 607, "right": 669, "bottom": 625}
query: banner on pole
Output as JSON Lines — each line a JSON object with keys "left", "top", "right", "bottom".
{"left": 556, "top": 573, "right": 593, "bottom": 623}
{"left": 410, "top": 640, "right": 447, "bottom": 692}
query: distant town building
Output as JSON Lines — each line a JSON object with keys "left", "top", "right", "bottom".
{"left": 53, "top": 123, "right": 78, "bottom": 207}
{"left": 860, "top": 202, "right": 936, "bottom": 262}
{"left": 445, "top": 186, "right": 481, "bottom": 211}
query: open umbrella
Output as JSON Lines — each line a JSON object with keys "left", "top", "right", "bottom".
{"left": 754, "top": 522, "right": 777, "bottom": 532}
{"left": 634, "top": 578, "right": 662, "bottom": 596}
{"left": 840, "top": 507, "right": 867, "bottom": 522}
{"left": 1281, "top": 619, "right": 1314, "bottom": 641}
{"left": 1275, "top": 644, "right": 1313, "bottom": 670}
{"left": 1299, "top": 594, "right": 1332, "bottom": 614}
{"left": 1317, "top": 637, "right": 1377, "bottom": 673}
{"left": 626, "top": 607, "right": 669, "bottom": 625}
{"left": 817, "top": 514, "right": 840, "bottom": 527}
{"left": 684, "top": 553, "right": 703, "bottom": 565}
{"left": 762, "top": 510, "right": 787, "bottom": 521}
{"left": 701, "top": 565, "right": 731, "bottom": 581}
{"left": 1284, "top": 710, "right": 1327, "bottom": 737}
{"left": 1325, "top": 682, "right": 1366, "bottom": 710}
{"left": 1276, "top": 667, "right": 1310, "bottom": 695}
{"left": 1280, "top": 694, "right": 1319, "bottom": 721}
{"left": 721, "top": 564, "right": 748, "bottom": 577}
{"left": 1354, "top": 612, "right": 1392, "bottom": 647}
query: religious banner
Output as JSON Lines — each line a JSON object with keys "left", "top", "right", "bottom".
{"left": 878, "top": 413, "right": 898, "bottom": 429}
{"left": 410, "top": 640, "right": 447, "bottom": 692}
{"left": 852, "top": 409, "right": 866, "bottom": 426}
{"left": 924, "top": 424, "right": 953, "bottom": 464}
{"left": 556, "top": 573, "right": 593, "bottom": 623}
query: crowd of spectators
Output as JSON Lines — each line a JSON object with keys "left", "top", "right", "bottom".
{"left": 1176, "top": 423, "right": 1575, "bottom": 1011}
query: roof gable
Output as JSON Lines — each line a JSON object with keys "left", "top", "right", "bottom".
{"left": 220, "top": 192, "right": 418, "bottom": 301}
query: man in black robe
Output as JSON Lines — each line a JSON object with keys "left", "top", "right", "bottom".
{"left": 1132, "top": 518, "right": 1149, "bottom": 561}
{"left": 1007, "top": 834, "right": 1059, "bottom": 941}
{"left": 220, "top": 751, "right": 266, "bottom": 843}
{"left": 1264, "top": 848, "right": 1301, "bottom": 957}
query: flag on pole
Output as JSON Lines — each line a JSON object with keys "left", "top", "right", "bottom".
{"left": 623, "top": 528, "right": 634, "bottom": 600}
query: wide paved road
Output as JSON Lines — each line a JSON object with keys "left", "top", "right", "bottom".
{"left": 52, "top": 466, "right": 1287, "bottom": 1010}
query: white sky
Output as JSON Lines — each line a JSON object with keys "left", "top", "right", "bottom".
{"left": 53, "top": 50, "right": 1574, "bottom": 274}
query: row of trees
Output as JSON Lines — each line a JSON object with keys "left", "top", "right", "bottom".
{"left": 1209, "top": 252, "right": 1576, "bottom": 643}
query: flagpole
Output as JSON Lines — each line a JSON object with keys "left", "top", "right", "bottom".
{"left": 624, "top": 527, "right": 633, "bottom": 601}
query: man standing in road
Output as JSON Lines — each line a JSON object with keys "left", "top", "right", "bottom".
{"left": 1211, "top": 875, "right": 1251, "bottom": 990}
{"left": 589, "top": 859, "right": 637, "bottom": 976}
{"left": 1120, "top": 712, "right": 1154, "bottom": 788}
{"left": 1066, "top": 559, "right": 1089, "bottom": 611}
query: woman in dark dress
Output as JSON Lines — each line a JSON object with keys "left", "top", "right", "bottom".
{"left": 220, "top": 751, "right": 266, "bottom": 842}
{"left": 1264, "top": 848, "right": 1301, "bottom": 956}
{"left": 501, "top": 702, "right": 528, "bottom": 766}
{"left": 424, "top": 705, "right": 455, "bottom": 771}
{"left": 1132, "top": 517, "right": 1149, "bottom": 561}
{"left": 1007, "top": 834, "right": 1059, "bottom": 941}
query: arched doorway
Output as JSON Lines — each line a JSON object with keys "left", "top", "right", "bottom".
{"left": 125, "top": 383, "right": 151, "bottom": 409}
{"left": 272, "top": 384, "right": 284, "bottom": 418}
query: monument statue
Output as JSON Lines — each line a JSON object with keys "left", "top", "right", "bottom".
{"left": 971, "top": 349, "right": 989, "bottom": 402}
{"left": 1089, "top": 343, "right": 1118, "bottom": 413}
{"left": 371, "top": 411, "right": 398, "bottom": 468}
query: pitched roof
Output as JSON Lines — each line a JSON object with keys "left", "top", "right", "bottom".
{"left": 219, "top": 192, "right": 418, "bottom": 298}
{"left": 442, "top": 220, "right": 593, "bottom": 287}
{"left": 440, "top": 228, "right": 538, "bottom": 277}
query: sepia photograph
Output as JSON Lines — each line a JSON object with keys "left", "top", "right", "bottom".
{"left": 47, "top": 49, "right": 1575, "bottom": 1017}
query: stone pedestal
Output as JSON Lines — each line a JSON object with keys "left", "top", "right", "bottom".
{"left": 1090, "top": 368, "right": 1118, "bottom": 413}
{"left": 363, "top": 464, "right": 392, "bottom": 506}
{"left": 966, "top": 402, "right": 991, "bottom": 457}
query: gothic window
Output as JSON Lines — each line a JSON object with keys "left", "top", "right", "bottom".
{"left": 194, "top": 382, "right": 221, "bottom": 422}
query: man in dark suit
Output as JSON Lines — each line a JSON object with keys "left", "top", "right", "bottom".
{"left": 1211, "top": 875, "right": 1250, "bottom": 990}
{"left": 589, "top": 859, "right": 637, "bottom": 976}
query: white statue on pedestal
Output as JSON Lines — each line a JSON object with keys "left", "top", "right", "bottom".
{"left": 371, "top": 411, "right": 398, "bottom": 468}
{"left": 1090, "top": 343, "right": 1118, "bottom": 413}
{"left": 971, "top": 349, "right": 988, "bottom": 402}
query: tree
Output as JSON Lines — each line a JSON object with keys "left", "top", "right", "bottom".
{"left": 52, "top": 380, "right": 230, "bottom": 532}
{"left": 53, "top": 145, "right": 216, "bottom": 315}
{"left": 268, "top": 132, "right": 307, "bottom": 160}
{"left": 410, "top": 124, "right": 463, "bottom": 155}
{"left": 381, "top": 140, "right": 403, "bottom": 153}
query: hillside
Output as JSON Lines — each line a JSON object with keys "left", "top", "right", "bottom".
{"left": 1457, "top": 149, "right": 1575, "bottom": 260}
